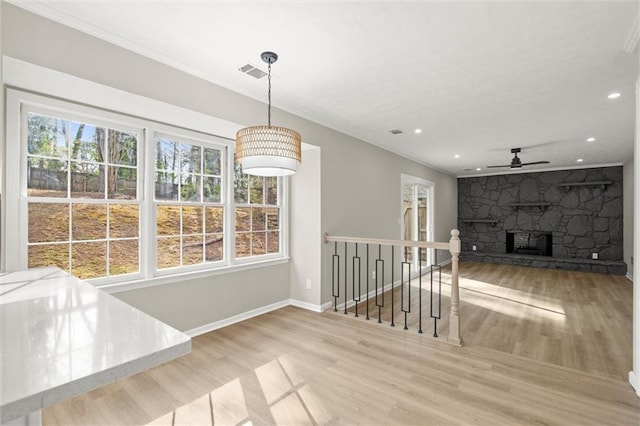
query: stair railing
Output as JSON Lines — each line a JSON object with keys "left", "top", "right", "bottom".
{"left": 324, "top": 229, "right": 462, "bottom": 346}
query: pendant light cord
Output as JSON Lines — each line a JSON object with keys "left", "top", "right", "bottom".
{"left": 267, "top": 61, "right": 272, "bottom": 127}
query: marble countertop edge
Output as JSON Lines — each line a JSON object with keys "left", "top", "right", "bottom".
{"left": 1, "top": 335, "right": 191, "bottom": 424}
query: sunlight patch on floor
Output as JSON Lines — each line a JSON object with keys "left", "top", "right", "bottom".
{"left": 145, "top": 377, "right": 250, "bottom": 426}
{"left": 144, "top": 355, "right": 331, "bottom": 425}
{"left": 409, "top": 270, "right": 566, "bottom": 324}
{"left": 210, "top": 378, "right": 249, "bottom": 425}
{"left": 256, "top": 356, "right": 331, "bottom": 425}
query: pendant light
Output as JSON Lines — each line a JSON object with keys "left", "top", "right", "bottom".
{"left": 236, "top": 51, "right": 302, "bottom": 176}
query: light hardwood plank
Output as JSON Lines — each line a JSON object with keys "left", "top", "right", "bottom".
{"left": 351, "top": 261, "right": 632, "bottom": 381}
{"left": 43, "top": 263, "right": 638, "bottom": 425}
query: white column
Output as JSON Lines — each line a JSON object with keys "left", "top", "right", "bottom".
{"left": 0, "top": 0, "right": 5, "bottom": 271}
{"left": 631, "top": 77, "right": 640, "bottom": 397}
{"left": 290, "top": 145, "right": 322, "bottom": 311}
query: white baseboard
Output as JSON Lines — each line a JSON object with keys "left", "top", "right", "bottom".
{"left": 289, "top": 299, "right": 324, "bottom": 313}
{"left": 331, "top": 282, "right": 395, "bottom": 312}
{"left": 186, "top": 298, "right": 328, "bottom": 337}
{"left": 438, "top": 258, "right": 452, "bottom": 267}
{"left": 325, "top": 264, "right": 451, "bottom": 312}
{"left": 186, "top": 263, "right": 455, "bottom": 337}
{"left": 185, "top": 299, "right": 290, "bottom": 337}
{"left": 629, "top": 371, "right": 640, "bottom": 397}
{"left": 626, "top": 272, "right": 633, "bottom": 282}
{"left": 321, "top": 301, "right": 333, "bottom": 311}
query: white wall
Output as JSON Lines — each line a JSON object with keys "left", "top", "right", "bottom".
{"left": 632, "top": 77, "right": 640, "bottom": 396}
{"left": 1, "top": 4, "right": 458, "bottom": 329}
{"left": 624, "top": 157, "right": 634, "bottom": 279}
{"left": 290, "top": 146, "right": 322, "bottom": 309}
{"left": 0, "top": 0, "right": 4, "bottom": 270}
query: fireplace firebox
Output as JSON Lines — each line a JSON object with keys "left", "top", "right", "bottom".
{"left": 506, "top": 231, "right": 552, "bottom": 257}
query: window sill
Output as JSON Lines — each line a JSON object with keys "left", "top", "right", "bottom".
{"left": 98, "top": 257, "right": 291, "bottom": 294}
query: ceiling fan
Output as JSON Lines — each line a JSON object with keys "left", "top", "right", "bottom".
{"left": 487, "top": 148, "right": 550, "bottom": 169}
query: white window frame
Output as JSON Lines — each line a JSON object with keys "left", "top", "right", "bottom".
{"left": 3, "top": 86, "right": 290, "bottom": 290}
{"left": 150, "top": 127, "right": 228, "bottom": 276}
{"left": 22, "top": 103, "right": 145, "bottom": 282}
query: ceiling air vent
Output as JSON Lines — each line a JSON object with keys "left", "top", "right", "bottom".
{"left": 238, "top": 63, "right": 267, "bottom": 79}
{"left": 388, "top": 129, "right": 404, "bottom": 135}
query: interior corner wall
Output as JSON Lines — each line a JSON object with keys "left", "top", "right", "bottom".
{"left": 1, "top": 4, "right": 458, "bottom": 326}
{"left": 0, "top": 0, "right": 5, "bottom": 271}
{"left": 624, "top": 157, "right": 634, "bottom": 278}
{"left": 632, "top": 76, "right": 640, "bottom": 396}
{"left": 290, "top": 146, "right": 322, "bottom": 308}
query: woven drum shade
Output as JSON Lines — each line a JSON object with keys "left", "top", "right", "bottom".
{"left": 236, "top": 125, "right": 302, "bottom": 176}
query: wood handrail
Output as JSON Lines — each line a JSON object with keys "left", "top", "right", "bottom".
{"left": 324, "top": 230, "right": 461, "bottom": 254}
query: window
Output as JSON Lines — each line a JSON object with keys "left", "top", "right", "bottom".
{"left": 154, "top": 134, "right": 225, "bottom": 269}
{"left": 25, "top": 110, "right": 141, "bottom": 279}
{"left": 234, "top": 159, "right": 280, "bottom": 258}
{"left": 5, "top": 90, "right": 287, "bottom": 286}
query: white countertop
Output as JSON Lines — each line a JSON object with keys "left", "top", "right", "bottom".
{"left": 0, "top": 267, "right": 191, "bottom": 424}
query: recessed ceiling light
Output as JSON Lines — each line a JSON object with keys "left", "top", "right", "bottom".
{"left": 414, "top": 128, "right": 422, "bottom": 134}
{"left": 476, "top": 167, "right": 481, "bottom": 171}
{"left": 607, "top": 92, "right": 622, "bottom": 99}
{"left": 454, "top": 154, "right": 460, "bottom": 158}
{"left": 586, "top": 137, "right": 596, "bottom": 142}
{"left": 577, "top": 158, "right": 584, "bottom": 162}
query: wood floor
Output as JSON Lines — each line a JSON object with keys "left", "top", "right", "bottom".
{"left": 350, "top": 261, "right": 633, "bottom": 381}
{"left": 43, "top": 262, "right": 639, "bottom": 425}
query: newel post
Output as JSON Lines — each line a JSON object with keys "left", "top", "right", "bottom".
{"left": 448, "top": 229, "right": 462, "bottom": 346}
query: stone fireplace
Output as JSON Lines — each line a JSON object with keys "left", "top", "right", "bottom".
{"left": 457, "top": 166, "right": 626, "bottom": 275}
{"left": 506, "top": 231, "right": 552, "bottom": 257}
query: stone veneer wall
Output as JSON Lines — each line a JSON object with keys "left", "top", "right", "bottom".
{"left": 458, "top": 166, "right": 624, "bottom": 274}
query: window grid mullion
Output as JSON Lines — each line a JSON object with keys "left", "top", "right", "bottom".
{"left": 14, "top": 90, "right": 286, "bottom": 284}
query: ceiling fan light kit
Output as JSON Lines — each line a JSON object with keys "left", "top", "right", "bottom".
{"left": 487, "top": 148, "right": 551, "bottom": 169}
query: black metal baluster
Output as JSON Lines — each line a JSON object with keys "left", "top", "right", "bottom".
{"left": 390, "top": 246, "right": 395, "bottom": 327}
{"left": 366, "top": 244, "right": 370, "bottom": 320}
{"left": 344, "top": 242, "right": 348, "bottom": 314}
{"left": 418, "top": 247, "right": 423, "bottom": 334}
{"left": 375, "top": 244, "right": 384, "bottom": 323}
{"left": 353, "top": 243, "right": 361, "bottom": 318}
{"left": 401, "top": 247, "right": 411, "bottom": 330}
{"left": 332, "top": 241, "right": 339, "bottom": 312}
{"left": 430, "top": 260, "right": 442, "bottom": 338}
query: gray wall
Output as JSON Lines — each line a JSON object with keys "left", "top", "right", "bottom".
{"left": 1, "top": 4, "right": 458, "bottom": 327}
{"left": 290, "top": 146, "right": 322, "bottom": 307}
{"left": 458, "top": 167, "right": 624, "bottom": 262}
{"left": 624, "top": 158, "right": 634, "bottom": 278}
{"left": 114, "top": 263, "right": 290, "bottom": 332}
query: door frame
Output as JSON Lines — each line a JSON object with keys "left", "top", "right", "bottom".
{"left": 401, "top": 173, "right": 435, "bottom": 271}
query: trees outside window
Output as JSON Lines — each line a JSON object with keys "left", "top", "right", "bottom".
{"left": 234, "top": 158, "right": 280, "bottom": 258}
{"left": 26, "top": 112, "right": 140, "bottom": 279}
{"left": 10, "top": 93, "right": 286, "bottom": 285}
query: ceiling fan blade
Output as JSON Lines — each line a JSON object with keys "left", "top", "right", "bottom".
{"left": 521, "top": 161, "right": 550, "bottom": 166}
{"left": 487, "top": 164, "right": 512, "bottom": 168}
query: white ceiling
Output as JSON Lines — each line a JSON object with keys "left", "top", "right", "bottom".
{"left": 10, "top": 1, "right": 640, "bottom": 177}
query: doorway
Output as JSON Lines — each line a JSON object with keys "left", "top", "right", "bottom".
{"left": 401, "top": 174, "right": 434, "bottom": 272}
